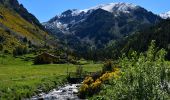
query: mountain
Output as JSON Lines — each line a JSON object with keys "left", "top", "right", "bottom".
{"left": 0, "top": 0, "right": 53, "bottom": 53}
{"left": 43, "top": 2, "right": 162, "bottom": 60}
{"left": 44, "top": 3, "right": 161, "bottom": 36}
{"left": 118, "top": 19, "right": 170, "bottom": 59}
{"left": 43, "top": 3, "right": 143, "bottom": 31}
{"left": 42, "top": 9, "right": 91, "bottom": 37}
{"left": 160, "top": 11, "right": 170, "bottom": 19}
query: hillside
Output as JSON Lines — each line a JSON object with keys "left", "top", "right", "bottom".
{"left": 120, "top": 19, "right": 170, "bottom": 59}
{"left": 0, "top": 0, "right": 51, "bottom": 53}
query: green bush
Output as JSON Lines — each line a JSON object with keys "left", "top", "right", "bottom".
{"left": 4, "top": 49, "right": 9, "bottom": 54}
{"left": 0, "top": 44, "right": 3, "bottom": 51}
{"left": 13, "top": 45, "right": 28, "bottom": 56}
{"left": 91, "top": 40, "right": 170, "bottom": 100}
{"left": 102, "top": 60, "right": 113, "bottom": 72}
{"left": 34, "top": 55, "right": 53, "bottom": 65}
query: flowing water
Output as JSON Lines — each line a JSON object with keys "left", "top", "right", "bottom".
{"left": 29, "top": 84, "right": 82, "bottom": 100}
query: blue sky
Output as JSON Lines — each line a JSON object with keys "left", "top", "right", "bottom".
{"left": 18, "top": 0, "right": 170, "bottom": 22}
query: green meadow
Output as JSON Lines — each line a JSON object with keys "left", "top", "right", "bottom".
{"left": 0, "top": 54, "right": 102, "bottom": 99}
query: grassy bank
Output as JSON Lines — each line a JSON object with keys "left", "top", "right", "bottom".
{"left": 0, "top": 55, "right": 102, "bottom": 99}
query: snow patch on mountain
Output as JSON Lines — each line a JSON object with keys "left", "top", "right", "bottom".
{"left": 70, "top": 9, "right": 83, "bottom": 16}
{"left": 160, "top": 11, "right": 170, "bottom": 19}
{"left": 43, "top": 2, "right": 140, "bottom": 33}
{"left": 81, "top": 2, "right": 138, "bottom": 13}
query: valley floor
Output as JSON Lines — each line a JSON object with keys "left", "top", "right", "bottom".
{"left": 0, "top": 54, "right": 102, "bottom": 99}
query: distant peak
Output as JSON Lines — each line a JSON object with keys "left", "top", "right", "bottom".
{"left": 60, "top": 9, "right": 84, "bottom": 17}
{"left": 47, "top": 2, "right": 142, "bottom": 25}
{"left": 81, "top": 2, "right": 139, "bottom": 13}
{"left": 50, "top": 2, "right": 141, "bottom": 19}
{"left": 160, "top": 11, "right": 170, "bottom": 19}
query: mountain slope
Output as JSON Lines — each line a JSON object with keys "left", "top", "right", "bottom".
{"left": 0, "top": 0, "right": 43, "bottom": 28}
{"left": 0, "top": 0, "right": 51, "bottom": 53}
{"left": 70, "top": 7, "right": 161, "bottom": 46}
{"left": 120, "top": 19, "right": 170, "bottom": 59}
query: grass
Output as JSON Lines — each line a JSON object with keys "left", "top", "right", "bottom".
{"left": 0, "top": 54, "right": 102, "bottom": 99}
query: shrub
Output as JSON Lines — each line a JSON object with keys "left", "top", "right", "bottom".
{"left": 91, "top": 71, "right": 102, "bottom": 80}
{"left": 83, "top": 77, "right": 94, "bottom": 85}
{"left": 79, "top": 69, "right": 120, "bottom": 98}
{"left": 68, "top": 55, "right": 77, "bottom": 64}
{"left": 4, "top": 49, "right": 9, "bottom": 54}
{"left": 79, "top": 84, "right": 89, "bottom": 98}
{"left": 23, "top": 37, "right": 28, "bottom": 43}
{"left": 99, "top": 72, "right": 111, "bottom": 82}
{"left": 79, "top": 84, "right": 89, "bottom": 93}
{"left": 102, "top": 60, "right": 113, "bottom": 72}
{"left": 34, "top": 54, "right": 53, "bottom": 64}
{"left": 91, "top": 40, "right": 170, "bottom": 99}
{"left": 90, "top": 79, "right": 102, "bottom": 91}
{"left": 79, "top": 79, "right": 102, "bottom": 98}
{"left": 53, "top": 58, "right": 67, "bottom": 64}
{"left": 13, "top": 45, "right": 28, "bottom": 56}
{"left": 0, "top": 44, "right": 3, "bottom": 51}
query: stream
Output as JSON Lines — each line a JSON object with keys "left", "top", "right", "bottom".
{"left": 29, "top": 84, "right": 82, "bottom": 100}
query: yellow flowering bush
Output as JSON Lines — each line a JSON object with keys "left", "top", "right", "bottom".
{"left": 79, "top": 76, "right": 94, "bottom": 98}
{"left": 109, "top": 68, "right": 120, "bottom": 79}
{"left": 79, "top": 67, "right": 121, "bottom": 98}
{"left": 79, "top": 83, "right": 89, "bottom": 98}
{"left": 99, "top": 72, "right": 110, "bottom": 82}
{"left": 82, "top": 76, "right": 94, "bottom": 85}
{"left": 79, "top": 84, "right": 89, "bottom": 93}
{"left": 113, "top": 68, "right": 120, "bottom": 72}
{"left": 90, "top": 79, "right": 102, "bottom": 90}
